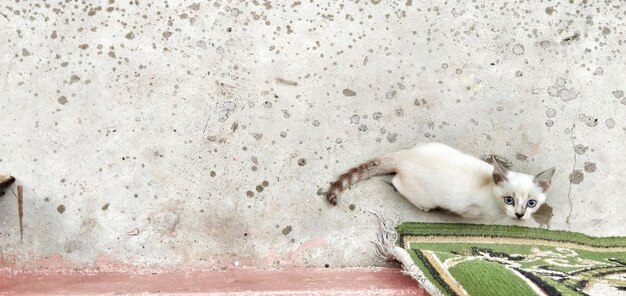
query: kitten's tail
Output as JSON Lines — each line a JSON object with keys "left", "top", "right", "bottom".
{"left": 325, "top": 155, "right": 396, "bottom": 205}
{"left": 0, "top": 175, "right": 15, "bottom": 188}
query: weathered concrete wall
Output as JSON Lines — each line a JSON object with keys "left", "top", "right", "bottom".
{"left": 1, "top": 0, "right": 625, "bottom": 271}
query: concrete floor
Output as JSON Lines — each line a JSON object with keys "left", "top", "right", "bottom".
{"left": 0, "top": 1, "right": 625, "bottom": 272}
{"left": 1, "top": 268, "right": 426, "bottom": 295}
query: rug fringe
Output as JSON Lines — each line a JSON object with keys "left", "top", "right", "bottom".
{"left": 371, "top": 210, "right": 399, "bottom": 261}
{"left": 371, "top": 211, "right": 444, "bottom": 296}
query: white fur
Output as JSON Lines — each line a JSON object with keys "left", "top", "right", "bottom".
{"left": 386, "top": 143, "right": 552, "bottom": 220}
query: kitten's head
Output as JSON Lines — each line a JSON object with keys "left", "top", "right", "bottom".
{"left": 491, "top": 157, "right": 555, "bottom": 220}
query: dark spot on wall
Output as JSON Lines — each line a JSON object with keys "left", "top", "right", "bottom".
{"left": 349, "top": 204, "right": 356, "bottom": 211}
{"left": 533, "top": 203, "right": 553, "bottom": 227}
{"left": 297, "top": 158, "right": 307, "bottom": 166}
{"left": 385, "top": 90, "right": 397, "bottom": 100}
{"left": 210, "top": 171, "right": 216, "bottom": 177}
{"left": 125, "top": 31, "right": 135, "bottom": 40}
{"left": 102, "top": 203, "right": 110, "bottom": 211}
{"left": 414, "top": 98, "right": 427, "bottom": 106}
{"left": 578, "top": 114, "right": 599, "bottom": 127}
{"left": 515, "top": 153, "right": 528, "bottom": 161}
{"left": 282, "top": 225, "right": 292, "bottom": 235}
{"left": 246, "top": 190, "right": 254, "bottom": 198}
{"left": 58, "top": 96, "right": 68, "bottom": 105}
{"left": 583, "top": 162, "right": 596, "bottom": 173}
{"left": 569, "top": 170, "right": 584, "bottom": 184}
{"left": 276, "top": 77, "right": 298, "bottom": 86}
{"left": 255, "top": 185, "right": 264, "bottom": 193}
{"left": 57, "top": 204, "right": 66, "bottom": 214}
{"left": 350, "top": 114, "right": 360, "bottom": 124}
{"left": 342, "top": 89, "right": 356, "bottom": 97}
{"left": 545, "top": 6, "right": 554, "bottom": 15}
{"left": 69, "top": 75, "right": 81, "bottom": 84}
{"left": 574, "top": 144, "right": 588, "bottom": 155}
{"left": 262, "top": 181, "right": 269, "bottom": 187}
{"left": 561, "top": 32, "right": 580, "bottom": 44}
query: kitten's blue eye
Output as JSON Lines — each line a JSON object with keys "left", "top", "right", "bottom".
{"left": 503, "top": 196, "right": 514, "bottom": 205}
{"left": 527, "top": 200, "right": 537, "bottom": 208}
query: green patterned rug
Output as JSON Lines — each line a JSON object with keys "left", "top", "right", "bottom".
{"left": 372, "top": 213, "right": 626, "bottom": 296}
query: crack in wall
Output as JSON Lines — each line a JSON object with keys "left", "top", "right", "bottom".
{"left": 565, "top": 124, "right": 577, "bottom": 227}
{"left": 565, "top": 92, "right": 584, "bottom": 227}
{"left": 3, "top": 55, "right": 15, "bottom": 92}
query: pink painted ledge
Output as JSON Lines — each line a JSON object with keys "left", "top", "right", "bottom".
{"left": 0, "top": 268, "right": 428, "bottom": 295}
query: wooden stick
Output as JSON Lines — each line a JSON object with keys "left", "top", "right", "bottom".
{"left": 17, "top": 185, "right": 23, "bottom": 242}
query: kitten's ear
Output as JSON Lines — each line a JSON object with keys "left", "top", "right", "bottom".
{"left": 491, "top": 156, "right": 509, "bottom": 184}
{"left": 535, "top": 167, "right": 556, "bottom": 192}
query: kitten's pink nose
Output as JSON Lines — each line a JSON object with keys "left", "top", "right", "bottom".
{"left": 515, "top": 213, "right": 524, "bottom": 219}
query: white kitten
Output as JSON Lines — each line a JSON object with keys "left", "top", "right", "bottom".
{"left": 325, "top": 142, "right": 555, "bottom": 220}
